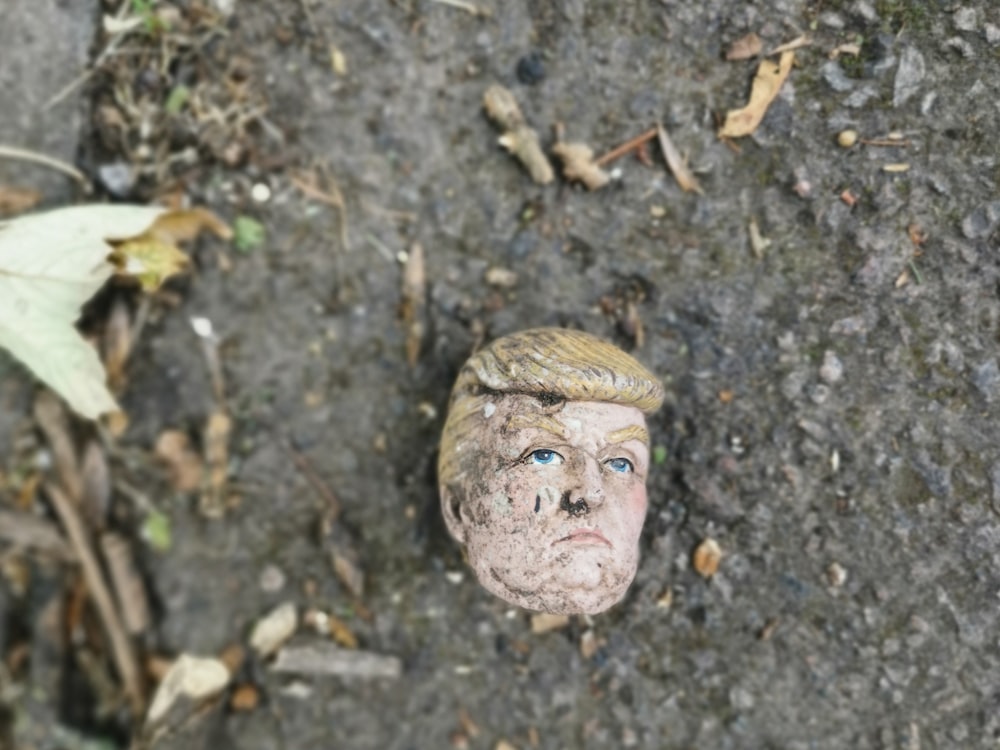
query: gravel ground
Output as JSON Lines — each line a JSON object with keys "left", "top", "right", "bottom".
{"left": 2, "top": 1, "right": 1000, "bottom": 748}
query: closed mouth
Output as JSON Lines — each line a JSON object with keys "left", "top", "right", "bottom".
{"left": 553, "top": 529, "right": 612, "bottom": 548}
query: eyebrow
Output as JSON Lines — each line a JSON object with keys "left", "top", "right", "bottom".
{"left": 503, "top": 413, "right": 569, "bottom": 439}
{"left": 606, "top": 425, "right": 650, "bottom": 446}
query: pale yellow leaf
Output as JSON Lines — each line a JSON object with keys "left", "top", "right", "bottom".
{"left": 718, "top": 51, "right": 795, "bottom": 139}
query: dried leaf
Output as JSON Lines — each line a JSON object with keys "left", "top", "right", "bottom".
{"left": 483, "top": 85, "right": 554, "bottom": 184}
{"left": 107, "top": 238, "right": 190, "bottom": 292}
{"left": 155, "top": 430, "right": 204, "bottom": 492}
{"left": 0, "top": 185, "right": 41, "bottom": 216}
{"left": 146, "top": 654, "right": 231, "bottom": 725}
{"left": 327, "top": 613, "right": 359, "bottom": 649}
{"left": 718, "top": 51, "right": 795, "bottom": 139}
{"left": 102, "top": 532, "right": 152, "bottom": 634}
{"left": 725, "top": 32, "right": 762, "bottom": 61}
{"left": 103, "top": 298, "right": 133, "bottom": 390}
{"left": 693, "top": 537, "right": 722, "bottom": 578}
{"left": 0, "top": 204, "right": 226, "bottom": 419}
{"left": 80, "top": 439, "right": 112, "bottom": 527}
{"left": 656, "top": 122, "right": 703, "bottom": 195}
{"left": 33, "top": 391, "right": 82, "bottom": 503}
{"left": 551, "top": 141, "right": 610, "bottom": 190}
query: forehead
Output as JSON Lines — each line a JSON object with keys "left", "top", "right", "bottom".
{"left": 490, "top": 394, "right": 647, "bottom": 438}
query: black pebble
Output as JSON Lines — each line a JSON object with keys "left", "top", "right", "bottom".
{"left": 516, "top": 53, "right": 546, "bottom": 85}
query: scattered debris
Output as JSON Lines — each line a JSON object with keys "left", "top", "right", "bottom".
{"left": 837, "top": 129, "right": 859, "bottom": 148}
{"left": 428, "top": 0, "right": 489, "bottom": 16}
{"left": 829, "top": 42, "right": 862, "bottom": 59}
{"left": 882, "top": 163, "right": 910, "bottom": 173}
{"left": 45, "top": 483, "right": 145, "bottom": 714}
{"left": 250, "top": 602, "right": 299, "bottom": 658}
{"left": 200, "top": 410, "right": 232, "bottom": 519}
{"left": 768, "top": 34, "right": 811, "bottom": 55}
{"left": 552, "top": 140, "right": 610, "bottom": 190}
{"left": 102, "top": 532, "right": 152, "bottom": 635}
{"left": 0, "top": 144, "right": 92, "bottom": 190}
{"left": 155, "top": 430, "right": 205, "bottom": 492}
{"left": 484, "top": 266, "right": 518, "bottom": 288}
{"left": 693, "top": 537, "right": 723, "bottom": 578}
{"left": 530, "top": 612, "right": 570, "bottom": 634}
{"left": 579, "top": 629, "right": 602, "bottom": 659}
{"left": 144, "top": 654, "right": 231, "bottom": 726}
{"left": 482, "top": 85, "right": 554, "bottom": 184}
{"left": 725, "top": 32, "right": 763, "bottom": 61}
{"left": 400, "top": 242, "right": 427, "bottom": 366}
{"left": 271, "top": 642, "right": 403, "bottom": 679}
{"left": 839, "top": 189, "right": 858, "bottom": 207}
{"left": 758, "top": 617, "right": 780, "bottom": 641}
{"left": 718, "top": 51, "right": 795, "bottom": 139}
{"left": 656, "top": 122, "right": 703, "bottom": 195}
{"left": 229, "top": 683, "right": 261, "bottom": 712}
{"left": 0, "top": 509, "right": 75, "bottom": 560}
{"left": 826, "top": 562, "right": 848, "bottom": 588}
{"left": 595, "top": 127, "right": 658, "bottom": 167}
{"left": 655, "top": 587, "right": 673, "bottom": 608}
{"left": 748, "top": 218, "right": 771, "bottom": 259}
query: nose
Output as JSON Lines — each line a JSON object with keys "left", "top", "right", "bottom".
{"left": 569, "top": 455, "right": 604, "bottom": 508}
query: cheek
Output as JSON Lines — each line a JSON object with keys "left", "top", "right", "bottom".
{"left": 623, "top": 484, "right": 648, "bottom": 535}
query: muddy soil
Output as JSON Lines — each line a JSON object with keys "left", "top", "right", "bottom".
{"left": 2, "top": 1, "right": 1000, "bottom": 748}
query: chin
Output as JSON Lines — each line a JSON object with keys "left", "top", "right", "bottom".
{"left": 486, "top": 574, "right": 635, "bottom": 615}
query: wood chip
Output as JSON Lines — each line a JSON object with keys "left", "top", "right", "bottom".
{"left": 484, "top": 266, "right": 518, "bottom": 288}
{"left": 693, "top": 537, "right": 722, "bottom": 578}
{"left": 551, "top": 141, "right": 610, "bottom": 190}
{"left": 718, "top": 51, "right": 795, "bottom": 139}
{"left": 483, "top": 85, "right": 554, "bottom": 184}
{"left": 145, "top": 654, "right": 231, "bottom": 725}
{"left": 882, "top": 163, "right": 910, "bottom": 173}
{"left": 748, "top": 217, "right": 771, "bottom": 259}
{"left": 725, "top": 32, "right": 762, "bottom": 61}
{"left": 656, "top": 122, "right": 703, "bottom": 195}
{"left": 530, "top": 612, "right": 570, "bottom": 634}
{"left": 579, "top": 629, "right": 601, "bottom": 660}
{"left": 271, "top": 642, "right": 402, "bottom": 679}
{"left": 250, "top": 602, "right": 299, "bottom": 658}
{"left": 229, "top": 683, "right": 260, "bottom": 712}
{"left": 103, "top": 298, "right": 133, "bottom": 391}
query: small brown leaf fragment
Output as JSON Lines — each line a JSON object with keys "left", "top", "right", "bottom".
{"left": 483, "top": 85, "right": 554, "bottom": 184}
{"left": 327, "top": 613, "right": 359, "bottom": 649}
{"left": 839, "top": 189, "right": 858, "bottom": 207}
{"left": 551, "top": 141, "right": 610, "bottom": 190}
{"left": 530, "top": 612, "right": 570, "bottom": 634}
{"left": 230, "top": 683, "right": 260, "bottom": 712}
{"left": 200, "top": 410, "right": 231, "bottom": 518}
{"left": 656, "top": 122, "right": 703, "bottom": 195}
{"left": 0, "top": 185, "right": 41, "bottom": 216}
{"left": 693, "top": 537, "right": 722, "bottom": 578}
{"left": 758, "top": 617, "right": 780, "bottom": 641}
{"left": 155, "top": 430, "right": 204, "bottom": 492}
{"left": 458, "top": 707, "right": 481, "bottom": 738}
{"left": 144, "top": 208, "right": 233, "bottom": 244}
{"left": 907, "top": 223, "right": 928, "bottom": 247}
{"left": 718, "top": 51, "right": 795, "bottom": 139}
{"left": 718, "top": 389, "right": 735, "bottom": 404}
{"left": 103, "top": 298, "right": 133, "bottom": 391}
{"left": 725, "top": 32, "right": 762, "bottom": 61}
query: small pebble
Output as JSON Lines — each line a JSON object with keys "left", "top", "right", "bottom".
{"left": 251, "top": 182, "right": 271, "bottom": 203}
{"left": 820, "top": 350, "right": 845, "bottom": 384}
{"left": 693, "top": 538, "right": 722, "bottom": 578}
{"left": 837, "top": 129, "right": 858, "bottom": 148}
{"left": 826, "top": 562, "right": 848, "bottom": 588}
{"left": 531, "top": 613, "right": 570, "bottom": 634}
{"left": 259, "top": 564, "right": 287, "bottom": 593}
{"left": 250, "top": 602, "right": 298, "bottom": 658}
{"left": 515, "top": 52, "right": 545, "bottom": 85}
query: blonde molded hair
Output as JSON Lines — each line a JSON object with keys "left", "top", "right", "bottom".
{"left": 438, "top": 328, "right": 664, "bottom": 492}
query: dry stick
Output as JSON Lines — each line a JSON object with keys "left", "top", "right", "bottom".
{"left": 594, "top": 127, "right": 658, "bottom": 167}
{"left": 45, "top": 483, "right": 145, "bottom": 714}
{"left": 284, "top": 440, "right": 342, "bottom": 521}
{"left": 0, "top": 145, "right": 91, "bottom": 189}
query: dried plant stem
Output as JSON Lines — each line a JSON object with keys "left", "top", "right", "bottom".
{"left": 594, "top": 127, "right": 658, "bottom": 167}
{"left": 45, "top": 483, "right": 145, "bottom": 714}
{"left": 0, "top": 145, "right": 90, "bottom": 189}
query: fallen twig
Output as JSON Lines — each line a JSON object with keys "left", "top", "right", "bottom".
{"left": 0, "top": 145, "right": 91, "bottom": 190}
{"left": 594, "top": 127, "right": 657, "bottom": 167}
{"left": 768, "top": 34, "right": 811, "bottom": 55}
{"left": 271, "top": 642, "right": 402, "bottom": 679}
{"left": 427, "top": 0, "right": 488, "bottom": 16}
{"left": 0, "top": 510, "right": 76, "bottom": 560}
{"left": 45, "top": 483, "right": 145, "bottom": 714}
{"left": 482, "top": 85, "right": 554, "bottom": 184}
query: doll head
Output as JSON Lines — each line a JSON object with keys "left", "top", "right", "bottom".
{"left": 438, "top": 328, "right": 664, "bottom": 614}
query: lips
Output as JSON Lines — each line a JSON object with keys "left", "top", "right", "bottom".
{"left": 553, "top": 528, "right": 612, "bottom": 548}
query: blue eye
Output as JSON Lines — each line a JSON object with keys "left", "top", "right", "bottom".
{"left": 528, "top": 449, "right": 563, "bottom": 465}
{"left": 605, "top": 457, "right": 634, "bottom": 473}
